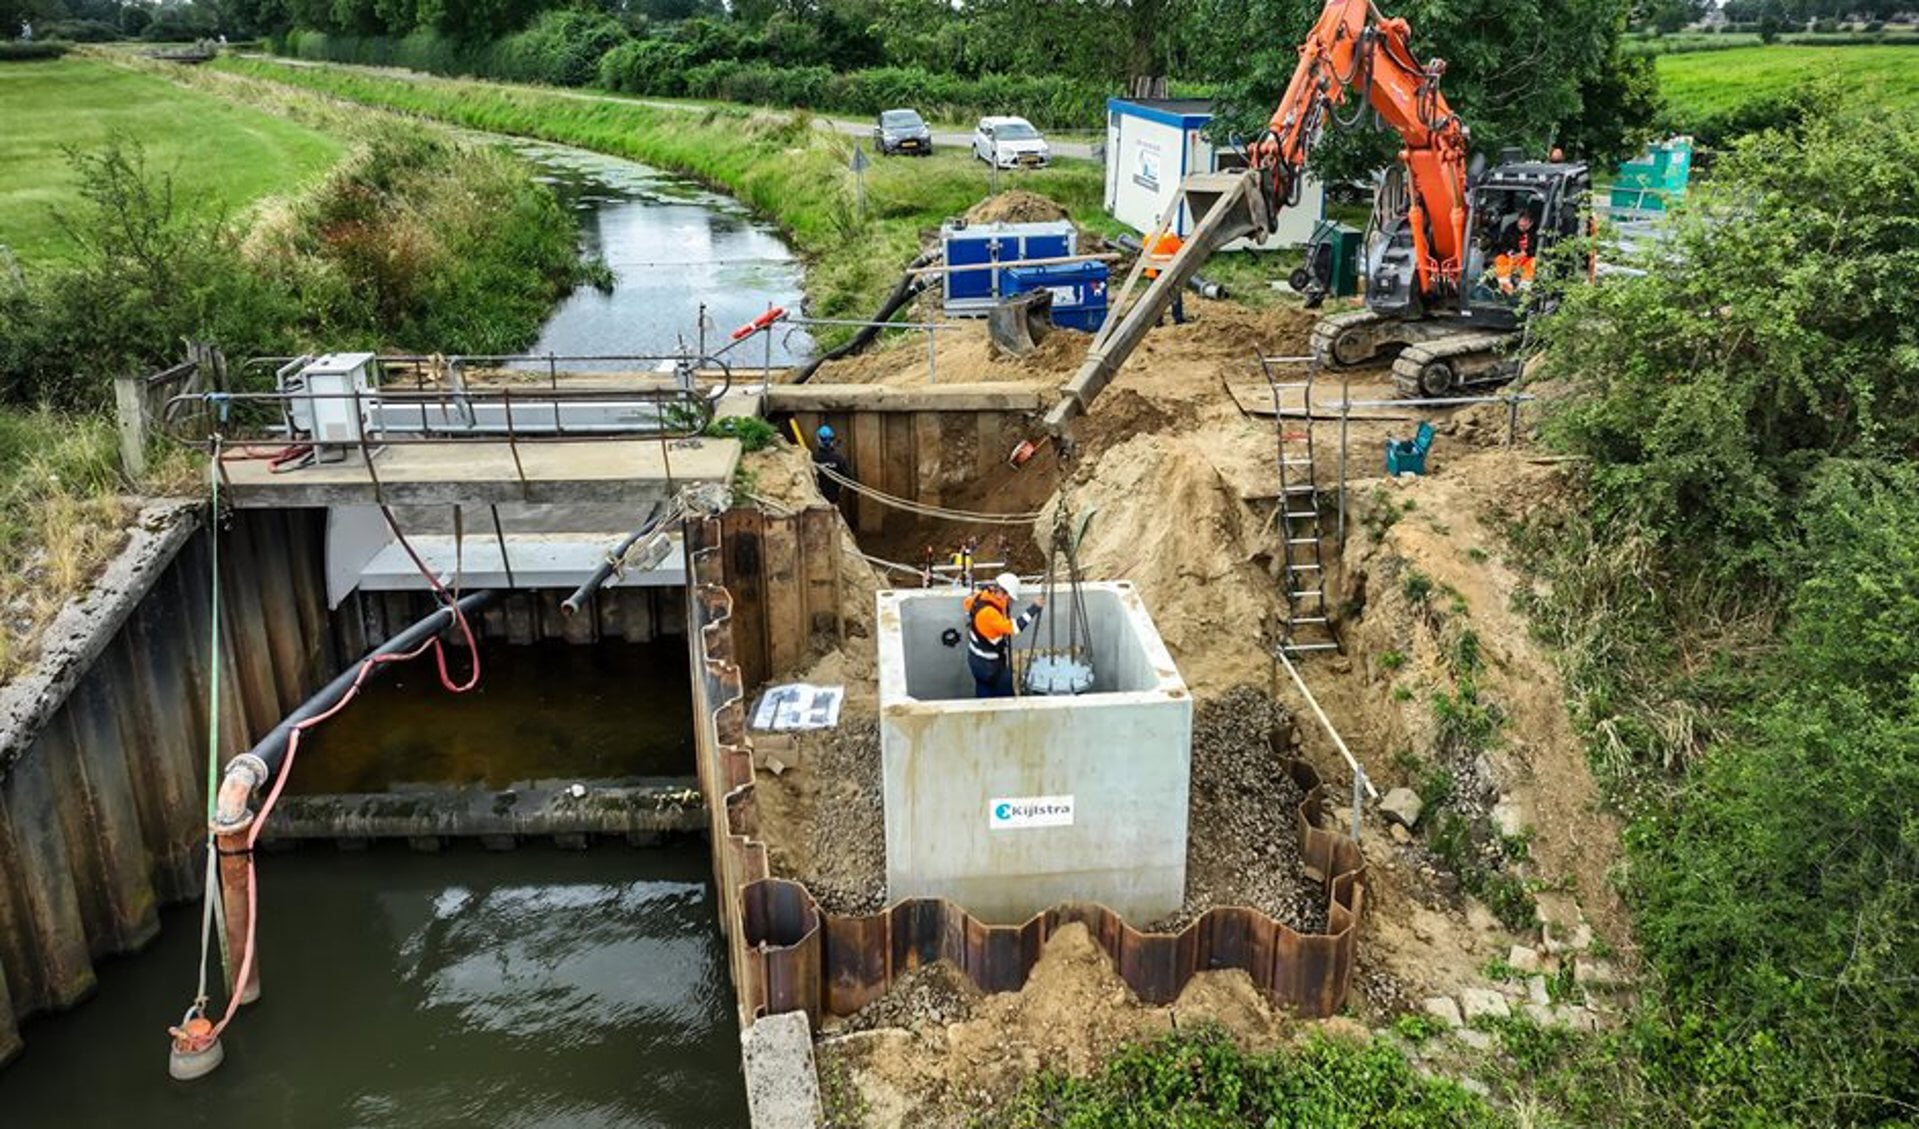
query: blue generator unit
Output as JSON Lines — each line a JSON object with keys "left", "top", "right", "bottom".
{"left": 940, "top": 220, "right": 1076, "bottom": 316}
{"left": 1003, "top": 260, "right": 1110, "bottom": 332}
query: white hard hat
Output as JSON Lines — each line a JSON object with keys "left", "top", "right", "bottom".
{"left": 994, "top": 572, "right": 1022, "bottom": 601}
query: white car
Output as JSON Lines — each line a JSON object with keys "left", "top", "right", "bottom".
{"left": 972, "top": 116, "right": 1050, "bottom": 169}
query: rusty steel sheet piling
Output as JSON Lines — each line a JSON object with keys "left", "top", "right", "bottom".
{"left": 683, "top": 511, "right": 1369, "bottom": 1032}
{"left": 0, "top": 508, "right": 341, "bottom": 1063}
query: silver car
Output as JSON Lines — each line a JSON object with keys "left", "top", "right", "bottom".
{"left": 972, "top": 116, "right": 1050, "bottom": 169}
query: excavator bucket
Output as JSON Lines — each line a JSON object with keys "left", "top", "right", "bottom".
{"left": 988, "top": 289, "right": 1053, "bottom": 357}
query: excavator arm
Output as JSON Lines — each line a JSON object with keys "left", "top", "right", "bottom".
{"left": 1037, "top": 0, "right": 1470, "bottom": 439}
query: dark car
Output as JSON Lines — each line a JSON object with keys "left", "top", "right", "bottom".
{"left": 875, "top": 108, "right": 933, "bottom": 156}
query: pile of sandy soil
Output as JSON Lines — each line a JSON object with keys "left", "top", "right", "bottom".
{"left": 1289, "top": 445, "right": 1631, "bottom": 1018}
{"left": 963, "top": 189, "right": 1070, "bottom": 225}
{"left": 738, "top": 440, "right": 821, "bottom": 511}
{"left": 805, "top": 323, "right": 1086, "bottom": 388}
{"left": 819, "top": 922, "right": 1293, "bottom": 1127}
{"left": 1053, "top": 428, "right": 1280, "bottom": 694}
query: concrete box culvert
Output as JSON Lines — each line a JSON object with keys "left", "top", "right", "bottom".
{"left": 877, "top": 583, "right": 1193, "bottom": 924}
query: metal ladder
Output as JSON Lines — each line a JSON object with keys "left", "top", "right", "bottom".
{"left": 1260, "top": 354, "right": 1340, "bottom": 655}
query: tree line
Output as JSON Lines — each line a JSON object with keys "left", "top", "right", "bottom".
{"left": 229, "top": 0, "right": 1658, "bottom": 174}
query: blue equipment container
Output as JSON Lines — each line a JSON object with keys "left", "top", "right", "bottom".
{"left": 1002, "top": 260, "right": 1110, "bottom": 332}
{"left": 1386, "top": 421, "right": 1435, "bottom": 476}
{"left": 940, "top": 220, "right": 1076, "bottom": 316}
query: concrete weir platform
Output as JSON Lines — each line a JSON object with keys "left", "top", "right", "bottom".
{"left": 217, "top": 437, "right": 741, "bottom": 507}
{"left": 876, "top": 583, "right": 1193, "bottom": 923}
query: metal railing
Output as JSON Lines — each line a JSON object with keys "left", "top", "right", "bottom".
{"left": 1275, "top": 647, "right": 1378, "bottom": 841}
{"left": 161, "top": 370, "right": 724, "bottom": 506}
{"left": 779, "top": 316, "right": 966, "bottom": 384}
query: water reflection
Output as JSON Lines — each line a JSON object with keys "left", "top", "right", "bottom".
{"left": 0, "top": 847, "right": 746, "bottom": 1129}
{"left": 508, "top": 140, "right": 815, "bottom": 369}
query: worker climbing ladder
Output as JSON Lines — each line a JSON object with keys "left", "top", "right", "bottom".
{"left": 1261, "top": 354, "right": 1339, "bottom": 655}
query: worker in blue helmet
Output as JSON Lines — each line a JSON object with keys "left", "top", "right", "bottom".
{"left": 811, "top": 424, "right": 852, "bottom": 506}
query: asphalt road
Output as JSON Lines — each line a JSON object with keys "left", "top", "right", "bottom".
{"left": 248, "top": 55, "right": 1100, "bottom": 161}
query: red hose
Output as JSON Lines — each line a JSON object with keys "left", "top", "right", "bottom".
{"left": 170, "top": 511, "right": 480, "bottom": 1054}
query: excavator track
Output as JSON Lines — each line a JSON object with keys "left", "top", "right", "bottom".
{"left": 1308, "top": 309, "right": 1394, "bottom": 368}
{"left": 1389, "top": 330, "right": 1520, "bottom": 397}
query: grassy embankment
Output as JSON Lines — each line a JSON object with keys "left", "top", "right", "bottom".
{"left": 0, "top": 56, "right": 343, "bottom": 682}
{"left": 0, "top": 57, "right": 344, "bottom": 264}
{"left": 213, "top": 55, "right": 1116, "bottom": 334}
{"left": 0, "top": 56, "right": 587, "bottom": 684}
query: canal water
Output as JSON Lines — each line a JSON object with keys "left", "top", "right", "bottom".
{"left": 0, "top": 845, "right": 747, "bottom": 1128}
{"left": 509, "top": 138, "right": 815, "bottom": 368}
{"left": 289, "top": 638, "right": 695, "bottom": 794}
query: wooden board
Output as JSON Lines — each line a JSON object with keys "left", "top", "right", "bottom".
{"left": 1225, "top": 380, "right": 1415, "bottom": 421}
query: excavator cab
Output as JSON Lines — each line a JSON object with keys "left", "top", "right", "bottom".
{"left": 1459, "top": 159, "right": 1590, "bottom": 329}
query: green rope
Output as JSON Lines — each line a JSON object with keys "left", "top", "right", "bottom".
{"left": 205, "top": 438, "right": 220, "bottom": 825}
{"left": 202, "top": 436, "right": 231, "bottom": 1000}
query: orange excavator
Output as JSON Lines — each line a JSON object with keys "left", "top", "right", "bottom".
{"left": 1038, "top": 0, "right": 1590, "bottom": 438}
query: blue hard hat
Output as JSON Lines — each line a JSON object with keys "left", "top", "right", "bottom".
{"left": 816, "top": 425, "right": 836, "bottom": 442}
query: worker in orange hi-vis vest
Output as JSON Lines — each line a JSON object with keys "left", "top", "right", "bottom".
{"left": 962, "top": 573, "right": 1045, "bottom": 698}
{"left": 1144, "top": 230, "right": 1188, "bottom": 325}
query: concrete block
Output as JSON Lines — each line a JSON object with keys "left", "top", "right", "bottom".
{"left": 1421, "top": 996, "right": 1463, "bottom": 1028}
{"left": 877, "top": 584, "right": 1192, "bottom": 924}
{"left": 1458, "top": 988, "right": 1511, "bottom": 1022}
{"left": 1379, "top": 787, "right": 1423, "bottom": 829}
{"left": 742, "top": 1010, "right": 823, "bottom": 1129}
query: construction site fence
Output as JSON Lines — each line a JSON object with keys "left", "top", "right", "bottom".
{"left": 682, "top": 508, "right": 1369, "bottom": 1030}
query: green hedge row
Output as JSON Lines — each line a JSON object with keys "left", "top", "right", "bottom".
{"left": 0, "top": 41, "right": 71, "bottom": 60}
{"left": 285, "top": 12, "right": 628, "bottom": 90}
{"left": 281, "top": 25, "right": 1111, "bottom": 129}
{"left": 599, "top": 52, "right": 1107, "bottom": 128}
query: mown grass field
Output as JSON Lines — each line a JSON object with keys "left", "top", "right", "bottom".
{"left": 0, "top": 57, "right": 345, "bottom": 263}
{"left": 1655, "top": 44, "right": 1919, "bottom": 126}
{"left": 214, "top": 56, "right": 1114, "bottom": 333}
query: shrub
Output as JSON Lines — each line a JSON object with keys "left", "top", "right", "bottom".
{"left": 988, "top": 1024, "right": 1499, "bottom": 1127}
{"left": 38, "top": 19, "right": 119, "bottom": 42}
{"left": 1542, "top": 96, "right": 1919, "bottom": 583}
{"left": 282, "top": 32, "right": 1111, "bottom": 129}
{"left": 489, "top": 9, "right": 630, "bottom": 87}
{"left": 0, "top": 41, "right": 70, "bottom": 60}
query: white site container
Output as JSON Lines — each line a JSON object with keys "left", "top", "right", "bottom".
{"left": 1103, "top": 97, "right": 1324, "bottom": 248}
{"left": 876, "top": 583, "right": 1193, "bottom": 924}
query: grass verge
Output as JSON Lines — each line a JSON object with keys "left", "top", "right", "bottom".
{"left": 0, "top": 410, "right": 137, "bottom": 682}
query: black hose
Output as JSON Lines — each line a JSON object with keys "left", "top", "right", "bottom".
{"left": 790, "top": 247, "right": 943, "bottom": 385}
{"left": 561, "top": 504, "right": 667, "bottom": 616}
{"left": 247, "top": 591, "right": 497, "bottom": 776}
